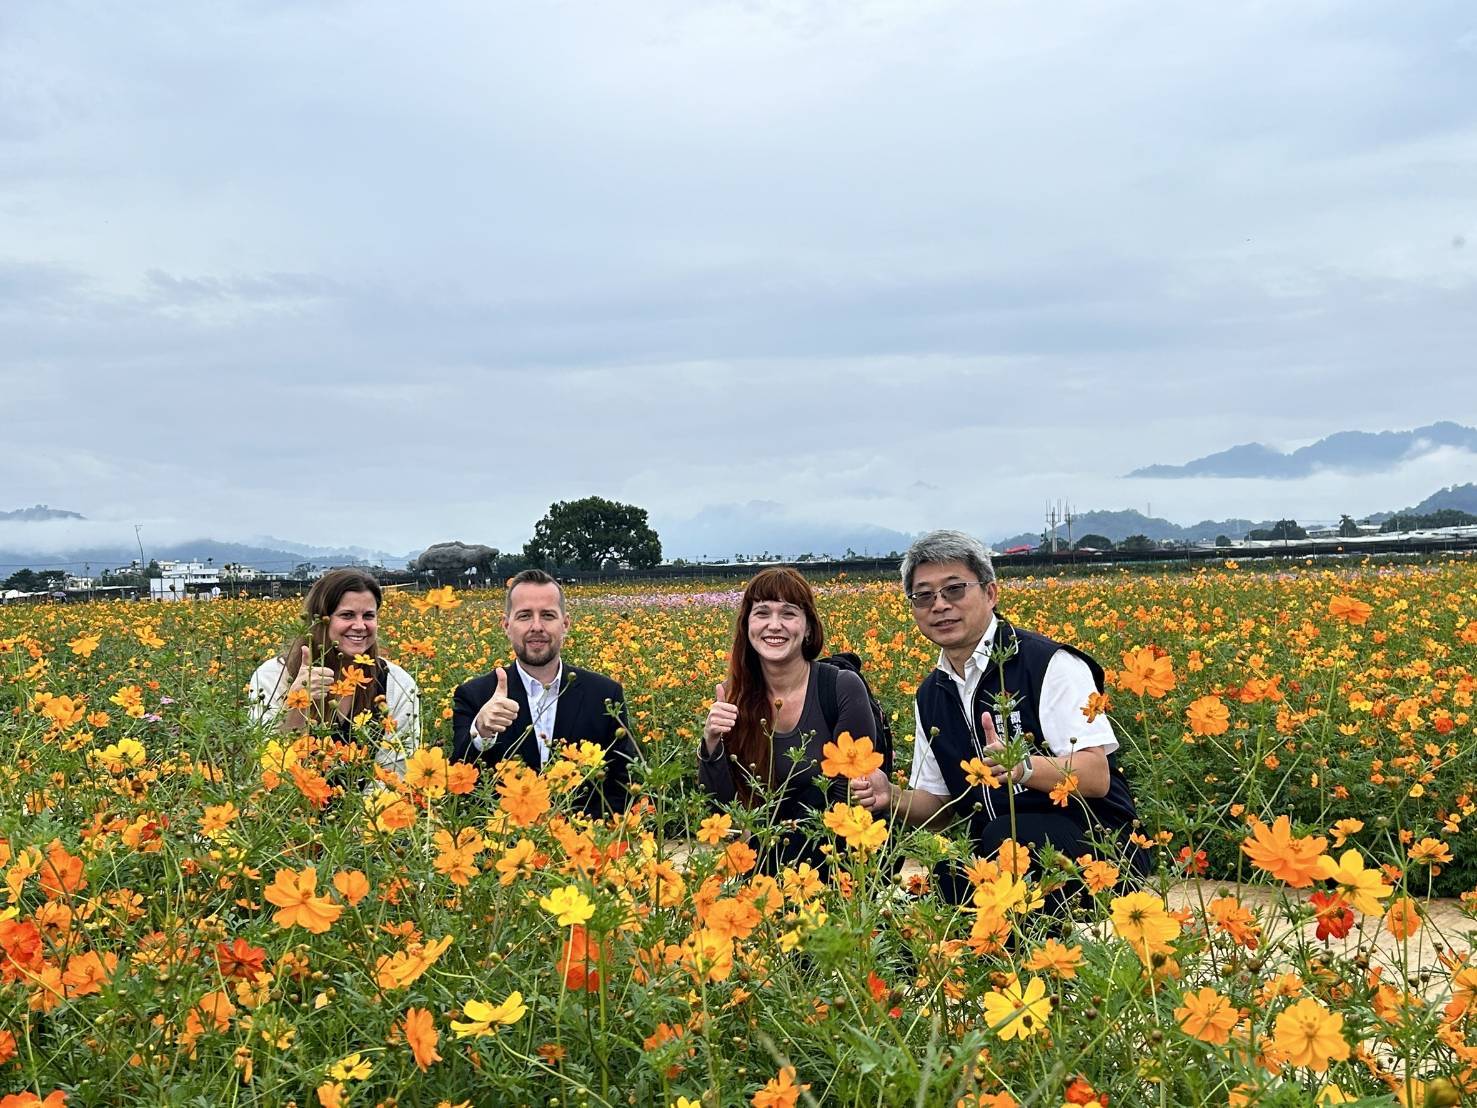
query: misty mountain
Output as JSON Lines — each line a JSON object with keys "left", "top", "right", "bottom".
{"left": 995, "top": 509, "right": 1266, "bottom": 550}
{"left": 0, "top": 538, "right": 409, "bottom": 575}
{"left": 1128, "top": 421, "right": 1477, "bottom": 479}
{"left": 0, "top": 505, "right": 85, "bottom": 522}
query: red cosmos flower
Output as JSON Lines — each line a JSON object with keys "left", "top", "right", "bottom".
{"left": 1309, "top": 891, "right": 1355, "bottom": 941}
{"left": 1065, "top": 1076, "right": 1109, "bottom": 1105}
{"left": 1177, "top": 847, "right": 1209, "bottom": 876}
{"left": 558, "top": 926, "right": 608, "bottom": 993}
{"left": 215, "top": 938, "right": 268, "bottom": 980}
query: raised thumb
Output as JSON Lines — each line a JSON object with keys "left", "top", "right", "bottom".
{"left": 715, "top": 682, "right": 728, "bottom": 704}
{"left": 980, "top": 709, "right": 1000, "bottom": 744}
{"left": 300, "top": 645, "right": 312, "bottom": 669}
{"left": 495, "top": 666, "right": 508, "bottom": 696}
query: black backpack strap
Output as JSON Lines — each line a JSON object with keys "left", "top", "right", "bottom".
{"left": 817, "top": 661, "right": 840, "bottom": 735}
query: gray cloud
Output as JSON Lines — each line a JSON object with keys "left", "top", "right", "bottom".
{"left": 1, "top": 0, "right": 1475, "bottom": 554}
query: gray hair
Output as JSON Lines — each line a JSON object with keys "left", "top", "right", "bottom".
{"left": 900, "top": 530, "right": 996, "bottom": 595}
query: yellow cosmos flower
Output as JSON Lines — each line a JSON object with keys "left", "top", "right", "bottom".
{"left": 1271, "top": 997, "right": 1350, "bottom": 1072}
{"left": 1110, "top": 891, "right": 1181, "bottom": 957}
{"left": 327, "top": 1052, "right": 372, "bottom": 1081}
{"left": 539, "top": 885, "right": 595, "bottom": 926}
{"left": 450, "top": 993, "right": 527, "bottom": 1037}
{"left": 821, "top": 803, "right": 888, "bottom": 855}
{"left": 1315, "top": 849, "right": 1392, "bottom": 915}
{"left": 981, "top": 974, "right": 1052, "bottom": 1040}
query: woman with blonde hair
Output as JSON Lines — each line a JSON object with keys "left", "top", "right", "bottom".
{"left": 249, "top": 568, "right": 420, "bottom": 778}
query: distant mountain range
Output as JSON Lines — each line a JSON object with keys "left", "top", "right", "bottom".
{"left": 1128, "top": 421, "right": 1477, "bottom": 479}
{"left": 995, "top": 483, "right": 1477, "bottom": 550}
{"left": 0, "top": 509, "right": 412, "bottom": 574}
{"left": 995, "top": 510, "right": 1265, "bottom": 551}
{"left": 5, "top": 477, "right": 1476, "bottom": 575}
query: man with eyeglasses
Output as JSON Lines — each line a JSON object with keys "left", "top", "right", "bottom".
{"left": 851, "top": 529, "right": 1142, "bottom": 902}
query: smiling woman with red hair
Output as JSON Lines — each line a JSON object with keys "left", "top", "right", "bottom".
{"left": 698, "top": 567, "right": 878, "bottom": 869}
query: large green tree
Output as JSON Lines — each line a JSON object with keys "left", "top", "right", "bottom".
{"left": 523, "top": 497, "right": 662, "bottom": 570}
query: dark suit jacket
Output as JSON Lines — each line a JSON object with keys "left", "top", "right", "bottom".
{"left": 450, "top": 662, "right": 636, "bottom": 816}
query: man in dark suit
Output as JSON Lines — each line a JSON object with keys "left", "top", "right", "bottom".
{"left": 451, "top": 568, "right": 636, "bottom": 816}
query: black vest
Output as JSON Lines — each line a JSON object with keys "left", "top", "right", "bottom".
{"left": 913, "top": 618, "right": 1138, "bottom": 847}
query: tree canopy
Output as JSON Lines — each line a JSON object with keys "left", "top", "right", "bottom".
{"left": 523, "top": 497, "right": 662, "bottom": 570}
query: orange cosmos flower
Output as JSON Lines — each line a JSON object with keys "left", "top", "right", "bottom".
{"left": 1240, "top": 816, "right": 1327, "bottom": 888}
{"left": 402, "top": 1006, "right": 441, "bottom": 1071}
{"left": 411, "top": 586, "right": 461, "bottom": 614}
{"left": 333, "top": 870, "right": 370, "bottom": 906}
{"left": 374, "top": 936, "right": 453, "bottom": 990}
{"left": 1024, "top": 938, "right": 1083, "bottom": 979}
{"left": 446, "top": 762, "right": 479, "bottom": 795}
{"left": 68, "top": 633, "right": 100, "bottom": 657}
{"left": 752, "top": 1065, "right": 810, "bottom": 1108}
{"left": 819, "top": 732, "right": 882, "bottom": 778}
{"left": 705, "top": 897, "right": 762, "bottom": 942}
{"left": 0, "top": 1091, "right": 68, "bottom": 1107}
{"left": 404, "top": 746, "right": 452, "bottom": 797}
{"left": 1384, "top": 897, "right": 1421, "bottom": 940}
{"left": 215, "top": 938, "right": 267, "bottom": 980}
{"left": 1327, "top": 595, "right": 1373, "bottom": 626}
{"left": 961, "top": 757, "right": 1001, "bottom": 789}
{"left": 1408, "top": 837, "right": 1452, "bottom": 867}
{"left": 1081, "top": 690, "right": 1112, "bottom": 722}
{"left": 37, "top": 840, "right": 86, "bottom": 901}
{"left": 1116, "top": 646, "right": 1176, "bottom": 698}
{"left": 1270, "top": 997, "right": 1350, "bottom": 1072}
{"left": 496, "top": 767, "right": 551, "bottom": 827}
{"left": 263, "top": 868, "right": 343, "bottom": 934}
{"left": 720, "top": 840, "right": 757, "bottom": 876}
{"left": 1080, "top": 860, "right": 1120, "bottom": 894}
{"left": 1175, "top": 987, "right": 1241, "bottom": 1045}
{"left": 697, "top": 813, "right": 733, "bottom": 845}
{"left": 1185, "top": 695, "right": 1230, "bottom": 737}
{"left": 1049, "top": 772, "right": 1078, "bottom": 807}
{"left": 432, "top": 828, "right": 485, "bottom": 887}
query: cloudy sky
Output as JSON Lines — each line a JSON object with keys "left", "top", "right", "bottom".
{"left": 3, "top": 0, "right": 1475, "bottom": 560}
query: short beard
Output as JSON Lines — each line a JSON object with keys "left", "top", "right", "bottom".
{"left": 515, "top": 640, "right": 558, "bottom": 669}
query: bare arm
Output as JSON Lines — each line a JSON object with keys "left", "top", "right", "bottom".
{"left": 850, "top": 769, "right": 952, "bottom": 828}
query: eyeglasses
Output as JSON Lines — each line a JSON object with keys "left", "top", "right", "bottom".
{"left": 906, "top": 580, "right": 988, "bottom": 609}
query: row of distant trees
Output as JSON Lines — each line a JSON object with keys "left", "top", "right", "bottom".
{"left": 1037, "top": 508, "right": 1477, "bottom": 556}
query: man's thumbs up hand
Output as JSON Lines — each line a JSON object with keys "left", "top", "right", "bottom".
{"left": 476, "top": 666, "right": 519, "bottom": 737}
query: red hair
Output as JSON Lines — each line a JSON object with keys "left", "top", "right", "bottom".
{"left": 723, "top": 567, "right": 825, "bottom": 804}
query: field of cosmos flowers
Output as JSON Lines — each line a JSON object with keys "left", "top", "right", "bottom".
{"left": 1, "top": 558, "right": 1475, "bottom": 1107}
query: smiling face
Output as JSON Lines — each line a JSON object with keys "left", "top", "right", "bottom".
{"left": 747, "top": 596, "right": 809, "bottom": 666}
{"left": 327, "top": 590, "right": 379, "bottom": 657}
{"left": 908, "top": 560, "right": 996, "bottom": 654}
{"left": 504, "top": 581, "right": 569, "bottom": 669}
